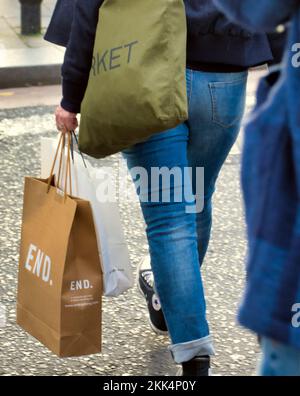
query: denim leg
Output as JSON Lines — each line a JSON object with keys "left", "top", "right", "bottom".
{"left": 259, "top": 337, "right": 300, "bottom": 376}
{"left": 171, "top": 70, "right": 248, "bottom": 361}
{"left": 122, "top": 69, "right": 248, "bottom": 364}
{"left": 122, "top": 124, "right": 214, "bottom": 363}
{"left": 187, "top": 70, "right": 248, "bottom": 266}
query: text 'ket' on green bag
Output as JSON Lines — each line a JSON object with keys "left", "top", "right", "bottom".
{"left": 79, "top": 0, "right": 188, "bottom": 159}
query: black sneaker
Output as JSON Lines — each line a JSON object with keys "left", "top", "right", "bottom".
{"left": 137, "top": 256, "right": 168, "bottom": 335}
{"left": 180, "top": 356, "right": 211, "bottom": 376}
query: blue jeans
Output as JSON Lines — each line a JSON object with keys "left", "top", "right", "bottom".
{"left": 260, "top": 338, "right": 300, "bottom": 376}
{"left": 122, "top": 69, "right": 248, "bottom": 363}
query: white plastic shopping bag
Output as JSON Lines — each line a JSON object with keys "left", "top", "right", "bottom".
{"left": 41, "top": 136, "right": 134, "bottom": 297}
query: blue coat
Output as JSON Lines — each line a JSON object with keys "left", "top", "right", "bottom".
{"left": 214, "top": 0, "right": 300, "bottom": 348}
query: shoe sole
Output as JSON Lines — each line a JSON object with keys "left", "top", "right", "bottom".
{"left": 136, "top": 257, "right": 168, "bottom": 336}
{"left": 176, "top": 367, "right": 214, "bottom": 376}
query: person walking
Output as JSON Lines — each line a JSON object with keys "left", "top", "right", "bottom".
{"left": 52, "top": 0, "right": 284, "bottom": 376}
{"left": 213, "top": 0, "right": 300, "bottom": 375}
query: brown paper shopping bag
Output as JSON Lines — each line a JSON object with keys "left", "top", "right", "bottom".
{"left": 17, "top": 133, "right": 103, "bottom": 357}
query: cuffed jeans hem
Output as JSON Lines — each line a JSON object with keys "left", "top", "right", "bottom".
{"left": 168, "top": 335, "right": 215, "bottom": 364}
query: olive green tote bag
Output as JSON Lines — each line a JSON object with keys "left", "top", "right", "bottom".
{"left": 79, "top": 0, "right": 188, "bottom": 158}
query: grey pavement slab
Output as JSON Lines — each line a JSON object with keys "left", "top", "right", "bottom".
{"left": 0, "top": 0, "right": 57, "bottom": 45}
{"left": 0, "top": 16, "right": 25, "bottom": 50}
{"left": 0, "top": 104, "right": 260, "bottom": 376}
{"left": 0, "top": 0, "right": 55, "bottom": 20}
{"left": 0, "top": 0, "right": 63, "bottom": 88}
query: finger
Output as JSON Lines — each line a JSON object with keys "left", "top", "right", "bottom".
{"left": 65, "top": 119, "right": 77, "bottom": 131}
{"left": 56, "top": 119, "right": 63, "bottom": 131}
{"left": 56, "top": 121, "right": 67, "bottom": 133}
{"left": 56, "top": 114, "right": 67, "bottom": 132}
{"left": 55, "top": 114, "right": 62, "bottom": 129}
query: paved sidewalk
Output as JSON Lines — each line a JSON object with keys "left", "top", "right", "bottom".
{"left": 0, "top": 108, "right": 257, "bottom": 376}
{"left": 0, "top": 70, "right": 266, "bottom": 376}
{"left": 0, "top": 0, "right": 56, "bottom": 48}
{"left": 0, "top": 106, "right": 254, "bottom": 376}
{"left": 0, "top": 0, "right": 64, "bottom": 87}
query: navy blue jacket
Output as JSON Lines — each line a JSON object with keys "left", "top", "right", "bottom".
{"left": 44, "top": 0, "right": 74, "bottom": 47}
{"left": 45, "top": 0, "right": 282, "bottom": 113}
{"left": 214, "top": 0, "right": 300, "bottom": 349}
